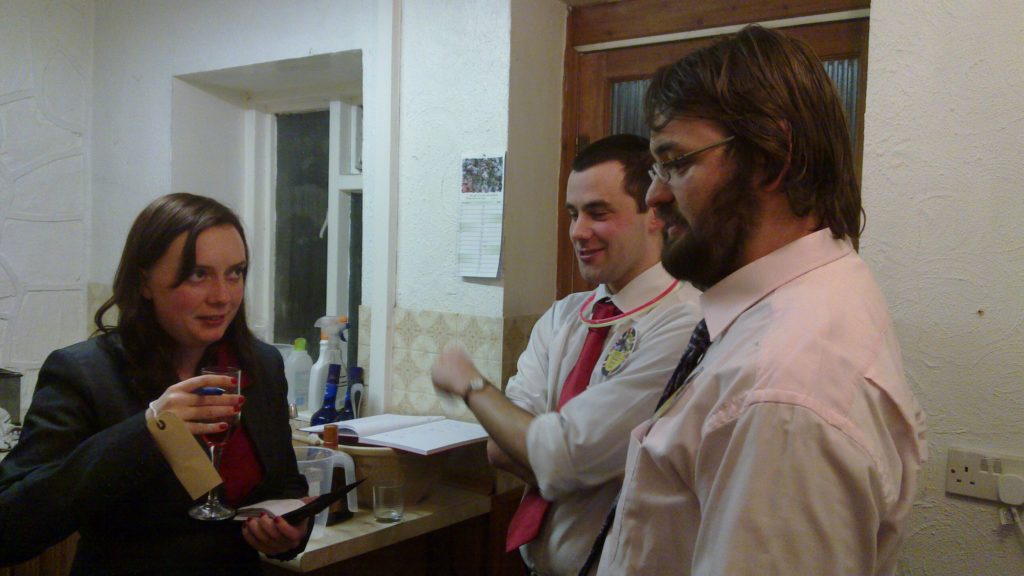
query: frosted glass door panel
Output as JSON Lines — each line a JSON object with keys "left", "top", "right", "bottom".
{"left": 610, "top": 57, "right": 859, "bottom": 146}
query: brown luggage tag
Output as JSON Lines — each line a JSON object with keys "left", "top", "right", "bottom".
{"left": 146, "top": 410, "right": 222, "bottom": 500}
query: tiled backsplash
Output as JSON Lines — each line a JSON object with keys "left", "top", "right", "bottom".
{"left": 358, "top": 305, "right": 540, "bottom": 419}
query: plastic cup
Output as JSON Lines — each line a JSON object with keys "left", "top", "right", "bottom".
{"left": 294, "top": 446, "right": 334, "bottom": 538}
{"left": 373, "top": 481, "right": 404, "bottom": 523}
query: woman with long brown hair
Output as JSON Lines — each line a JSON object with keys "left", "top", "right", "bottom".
{"left": 0, "top": 193, "right": 309, "bottom": 574}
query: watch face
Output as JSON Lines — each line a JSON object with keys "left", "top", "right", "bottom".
{"left": 469, "top": 375, "right": 485, "bottom": 391}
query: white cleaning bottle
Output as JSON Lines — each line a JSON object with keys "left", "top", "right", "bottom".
{"left": 307, "top": 337, "right": 330, "bottom": 418}
{"left": 284, "top": 337, "right": 313, "bottom": 412}
{"left": 306, "top": 316, "right": 346, "bottom": 419}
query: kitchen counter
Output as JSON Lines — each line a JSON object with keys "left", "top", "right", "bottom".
{"left": 262, "top": 482, "right": 492, "bottom": 573}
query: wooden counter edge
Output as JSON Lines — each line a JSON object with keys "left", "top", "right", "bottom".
{"left": 262, "top": 483, "right": 492, "bottom": 573}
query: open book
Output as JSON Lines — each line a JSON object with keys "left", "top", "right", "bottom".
{"left": 300, "top": 414, "right": 488, "bottom": 455}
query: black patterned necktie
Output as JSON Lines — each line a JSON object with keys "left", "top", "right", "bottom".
{"left": 655, "top": 319, "right": 711, "bottom": 410}
{"left": 577, "top": 319, "right": 711, "bottom": 576}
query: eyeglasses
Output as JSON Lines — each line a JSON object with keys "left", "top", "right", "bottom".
{"left": 648, "top": 136, "right": 735, "bottom": 183}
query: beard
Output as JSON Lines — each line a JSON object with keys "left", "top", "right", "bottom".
{"left": 659, "top": 166, "right": 760, "bottom": 291}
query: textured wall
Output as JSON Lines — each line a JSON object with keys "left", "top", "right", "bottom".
{"left": 862, "top": 1, "right": 1024, "bottom": 573}
{"left": 396, "top": 0, "right": 565, "bottom": 320}
{"left": 0, "top": 0, "right": 93, "bottom": 419}
{"left": 396, "top": 0, "right": 511, "bottom": 316}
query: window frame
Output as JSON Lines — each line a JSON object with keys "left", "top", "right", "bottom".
{"left": 242, "top": 99, "right": 363, "bottom": 345}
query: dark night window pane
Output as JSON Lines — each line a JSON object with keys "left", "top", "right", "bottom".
{"left": 274, "top": 111, "right": 329, "bottom": 348}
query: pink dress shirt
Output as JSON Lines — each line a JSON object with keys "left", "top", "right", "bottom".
{"left": 598, "top": 229, "right": 928, "bottom": 576}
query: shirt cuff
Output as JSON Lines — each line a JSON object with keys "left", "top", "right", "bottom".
{"left": 525, "top": 411, "right": 576, "bottom": 499}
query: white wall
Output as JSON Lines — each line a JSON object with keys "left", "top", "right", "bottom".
{"left": 169, "top": 79, "right": 246, "bottom": 212}
{"left": 0, "top": 0, "right": 93, "bottom": 419}
{"left": 395, "top": 0, "right": 511, "bottom": 316}
{"left": 91, "top": 0, "right": 377, "bottom": 284}
{"left": 862, "top": 1, "right": 1024, "bottom": 573}
{"left": 394, "top": 0, "right": 565, "bottom": 319}
{"left": 89, "top": 0, "right": 547, "bottom": 320}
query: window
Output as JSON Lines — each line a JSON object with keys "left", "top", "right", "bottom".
{"left": 273, "top": 110, "right": 363, "bottom": 359}
{"left": 273, "top": 111, "right": 330, "bottom": 348}
{"left": 172, "top": 51, "right": 364, "bottom": 357}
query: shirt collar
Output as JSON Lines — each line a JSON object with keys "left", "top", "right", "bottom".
{"left": 595, "top": 263, "right": 678, "bottom": 312}
{"left": 700, "top": 229, "right": 853, "bottom": 341}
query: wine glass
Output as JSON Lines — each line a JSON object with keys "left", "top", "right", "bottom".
{"left": 188, "top": 366, "right": 242, "bottom": 521}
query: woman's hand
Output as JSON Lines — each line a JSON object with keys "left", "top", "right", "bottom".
{"left": 242, "top": 512, "right": 310, "bottom": 556}
{"left": 148, "top": 375, "right": 244, "bottom": 436}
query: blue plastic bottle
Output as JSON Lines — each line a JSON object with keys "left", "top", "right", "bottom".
{"left": 339, "top": 366, "right": 363, "bottom": 421}
{"left": 310, "top": 363, "right": 342, "bottom": 426}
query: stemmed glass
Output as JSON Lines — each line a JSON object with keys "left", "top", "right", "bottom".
{"left": 188, "top": 366, "right": 242, "bottom": 521}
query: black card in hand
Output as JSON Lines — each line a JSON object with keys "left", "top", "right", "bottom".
{"left": 280, "top": 478, "right": 365, "bottom": 524}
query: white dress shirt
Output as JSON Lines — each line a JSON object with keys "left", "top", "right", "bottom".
{"left": 505, "top": 263, "right": 701, "bottom": 576}
{"left": 598, "top": 230, "right": 928, "bottom": 576}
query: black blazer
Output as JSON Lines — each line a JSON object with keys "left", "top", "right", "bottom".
{"left": 0, "top": 333, "right": 308, "bottom": 575}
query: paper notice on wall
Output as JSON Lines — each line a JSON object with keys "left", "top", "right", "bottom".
{"left": 458, "top": 153, "right": 505, "bottom": 278}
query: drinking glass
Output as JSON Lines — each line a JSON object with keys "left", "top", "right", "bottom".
{"left": 188, "top": 366, "right": 242, "bottom": 521}
{"left": 373, "top": 481, "right": 404, "bottom": 523}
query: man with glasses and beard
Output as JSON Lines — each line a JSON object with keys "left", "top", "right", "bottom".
{"left": 593, "top": 26, "right": 927, "bottom": 575}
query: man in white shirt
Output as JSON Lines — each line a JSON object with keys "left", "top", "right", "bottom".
{"left": 596, "top": 26, "right": 928, "bottom": 575}
{"left": 432, "top": 135, "right": 701, "bottom": 575}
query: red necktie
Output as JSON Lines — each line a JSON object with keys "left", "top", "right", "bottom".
{"left": 505, "top": 298, "right": 620, "bottom": 552}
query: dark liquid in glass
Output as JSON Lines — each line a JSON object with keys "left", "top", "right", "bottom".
{"left": 202, "top": 423, "right": 235, "bottom": 447}
{"left": 198, "top": 386, "right": 238, "bottom": 447}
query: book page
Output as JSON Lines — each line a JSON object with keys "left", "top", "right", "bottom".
{"left": 300, "top": 413, "right": 444, "bottom": 436}
{"left": 234, "top": 498, "right": 305, "bottom": 520}
{"left": 360, "top": 419, "right": 488, "bottom": 455}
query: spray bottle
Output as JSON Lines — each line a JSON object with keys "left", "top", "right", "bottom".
{"left": 306, "top": 316, "right": 348, "bottom": 418}
{"left": 310, "top": 363, "right": 343, "bottom": 426}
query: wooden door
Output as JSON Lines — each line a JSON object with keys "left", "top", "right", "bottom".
{"left": 557, "top": 1, "right": 870, "bottom": 298}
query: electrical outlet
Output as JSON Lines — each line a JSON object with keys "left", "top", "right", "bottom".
{"left": 946, "top": 448, "right": 1024, "bottom": 502}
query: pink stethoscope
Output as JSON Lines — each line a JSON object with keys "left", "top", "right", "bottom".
{"left": 577, "top": 280, "right": 680, "bottom": 328}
